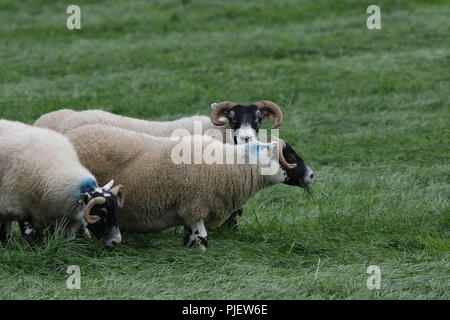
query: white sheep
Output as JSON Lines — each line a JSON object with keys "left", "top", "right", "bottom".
{"left": 64, "top": 124, "right": 314, "bottom": 250}
{"left": 34, "top": 101, "right": 284, "bottom": 228}
{"left": 35, "top": 108, "right": 231, "bottom": 141}
{"left": 34, "top": 108, "right": 77, "bottom": 132}
{"left": 0, "top": 120, "right": 124, "bottom": 247}
{"left": 34, "top": 100, "right": 283, "bottom": 145}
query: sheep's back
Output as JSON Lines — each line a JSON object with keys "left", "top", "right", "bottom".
{"left": 34, "top": 109, "right": 77, "bottom": 132}
{"left": 0, "top": 121, "right": 93, "bottom": 225}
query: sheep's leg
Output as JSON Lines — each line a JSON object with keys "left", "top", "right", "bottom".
{"left": 0, "top": 221, "right": 12, "bottom": 244}
{"left": 66, "top": 221, "right": 82, "bottom": 238}
{"left": 184, "top": 220, "right": 208, "bottom": 251}
{"left": 4, "top": 221, "right": 13, "bottom": 244}
{"left": 83, "top": 227, "right": 92, "bottom": 239}
{"left": 183, "top": 226, "right": 194, "bottom": 247}
{"left": 47, "top": 224, "right": 56, "bottom": 235}
{"left": 222, "top": 208, "right": 244, "bottom": 229}
{"left": 0, "top": 223, "right": 5, "bottom": 243}
{"left": 18, "top": 219, "right": 42, "bottom": 247}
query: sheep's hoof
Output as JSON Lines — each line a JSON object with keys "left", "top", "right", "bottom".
{"left": 183, "top": 227, "right": 197, "bottom": 248}
{"left": 184, "top": 240, "right": 196, "bottom": 248}
{"left": 183, "top": 227, "right": 194, "bottom": 247}
{"left": 183, "top": 227, "right": 207, "bottom": 250}
{"left": 0, "top": 223, "right": 6, "bottom": 244}
{"left": 23, "top": 232, "right": 42, "bottom": 247}
{"left": 0, "top": 224, "right": 13, "bottom": 247}
{"left": 83, "top": 227, "right": 92, "bottom": 239}
{"left": 222, "top": 210, "right": 241, "bottom": 230}
{"left": 197, "top": 237, "right": 208, "bottom": 251}
{"left": 19, "top": 220, "right": 41, "bottom": 247}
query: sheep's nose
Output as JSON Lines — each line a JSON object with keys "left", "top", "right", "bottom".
{"left": 304, "top": 167, "right": 314, "bottom": 184}
{"left": 244, "top": 137, "right": 250, "bottom": 143}
{"left": 105, "top": 230, "right": 121, "bottom": 247}
{"left": 106, "top": 239, "right": 119, "bottom": 247}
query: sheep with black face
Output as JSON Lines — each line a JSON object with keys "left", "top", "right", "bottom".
{"left": 64, "top": 124, "right": 314, "bottom": 251}
{"left": 210, "top": 100, "right": 283, "bottom": 144}
{"left": 0, "top": 120, "right": 124, "bottom": 247}
{"left": 34, "top": 100, "right": 283, "bottom": 146}
{"left": 210, "top": 101, "right": 284, "bottom": 227}
{"left": 34, "top": 101, "right": 285, "bottom": 229}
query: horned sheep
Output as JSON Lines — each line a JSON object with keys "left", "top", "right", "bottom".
{"left": 0, "top": 120, "right": 124, "bottom": 247}
{"left": 34, "top": 100, "right": 283, "bottom": 145}
{"left": 64, "top": 124, "right": 314, "bottom": 250}
{"left": 34, "top": 100, "right": 285, "bottom": 227}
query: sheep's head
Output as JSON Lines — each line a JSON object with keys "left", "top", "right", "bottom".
{"left": 211, "top": 100, "right": 283, "bottom": 144}
{"left": 268, "top": 136, "right": 314, "bottom": 188}
{"left": 80, "top": 180, "right": 124, "bottom": 247}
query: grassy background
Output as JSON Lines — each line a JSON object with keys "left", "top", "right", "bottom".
{"left": 0, "top": 0, "right": 449, "bottom": 299}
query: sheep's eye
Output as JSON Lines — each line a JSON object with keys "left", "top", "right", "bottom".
{"left": 228, "top": 116, "right": 237, "bottom": 124}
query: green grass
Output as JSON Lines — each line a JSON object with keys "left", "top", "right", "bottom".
{"left": 0, "top": 0, "right": 449, "bottom": 299}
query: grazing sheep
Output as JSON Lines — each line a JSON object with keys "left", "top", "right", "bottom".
{"left": 35, "top": 101, "right": 284, "bottom": 228}
{"left": 0, "top": 120, "right": 124, "bottom": 247}
{"left": 64, "top": 124, "right": 313, "bottom": 250}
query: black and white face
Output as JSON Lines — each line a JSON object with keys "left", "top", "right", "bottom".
{"left": 281, "top": 143, "right": 314, "bottom": 188}
{"left": 81, "top": 182, "right": 124, "bottom": 247}
{"left": 224, "top": 105, "right": 266, "bottom": 144}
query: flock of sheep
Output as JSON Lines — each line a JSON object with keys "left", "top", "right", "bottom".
{"left": 0, "top": 101, "right": 313, "bottom": 250}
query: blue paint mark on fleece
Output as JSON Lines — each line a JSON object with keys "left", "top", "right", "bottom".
{"left": 79, "top": 178, "right": 98, "bottom": 193}
{"left": 245, "top": 142, "right": 272, "bottom": 158}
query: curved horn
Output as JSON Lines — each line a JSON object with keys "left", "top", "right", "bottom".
{"left": 110, "top": 184, "right": 125, "bottom": 208}
{"left": 253, "top": 100, "right": 283, "bottom": 129}
{"left": 84, "top": 197, "right": 105, "bottom": 224}
{"left": 210, "top": 101, "right": 238, "bottom": 126}
{"left": 102, "top": 180, "right": 114, "bottom": 192}
{"left": 269, "top": 136, "right": 297, "bottom": 169}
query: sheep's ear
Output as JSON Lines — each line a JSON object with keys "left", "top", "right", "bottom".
{"left": 261, "top": 110, "right": 272, "bottom": 120}
{"left": 102, "top": 180, "right": 114, "bottom": 191}
{"left": 110, "top": 185, "right": 125, "bottom": 208}
{"left": 269, "top": 141, "right": 278, "bottom": 159}
{"left": 79, "top": 193, "right": 89, "bottom": 204}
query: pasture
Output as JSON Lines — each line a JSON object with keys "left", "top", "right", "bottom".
{"left": 0, "top": 0, "right": 449, "bottom": 299}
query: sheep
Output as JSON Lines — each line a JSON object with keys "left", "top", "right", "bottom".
{"left": 35, "top": 101, "right": 285, "bottom": 228}
{"left": 210, "top": 100, "right": 283, "bottom": 144}
{"left": 34, "top": 100, "right": 283, "bottom": 145}
{"left": 34, "top": 109, "right": 77, "bottom": 132}
{"left": 64, "top": 123, "right": 314, "bottom": 251}
{"left": 34, "top": 108, "right": 229, "bottom": 141}
{"left": 0, "top": 120, "right": 124, "bottom": 247}
{"left": 210, "top": 100, "right": 285, "bottom": 228}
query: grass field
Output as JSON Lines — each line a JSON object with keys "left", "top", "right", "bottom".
{"left": 0, "top": 0, "right": 449, "bottom": 299}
